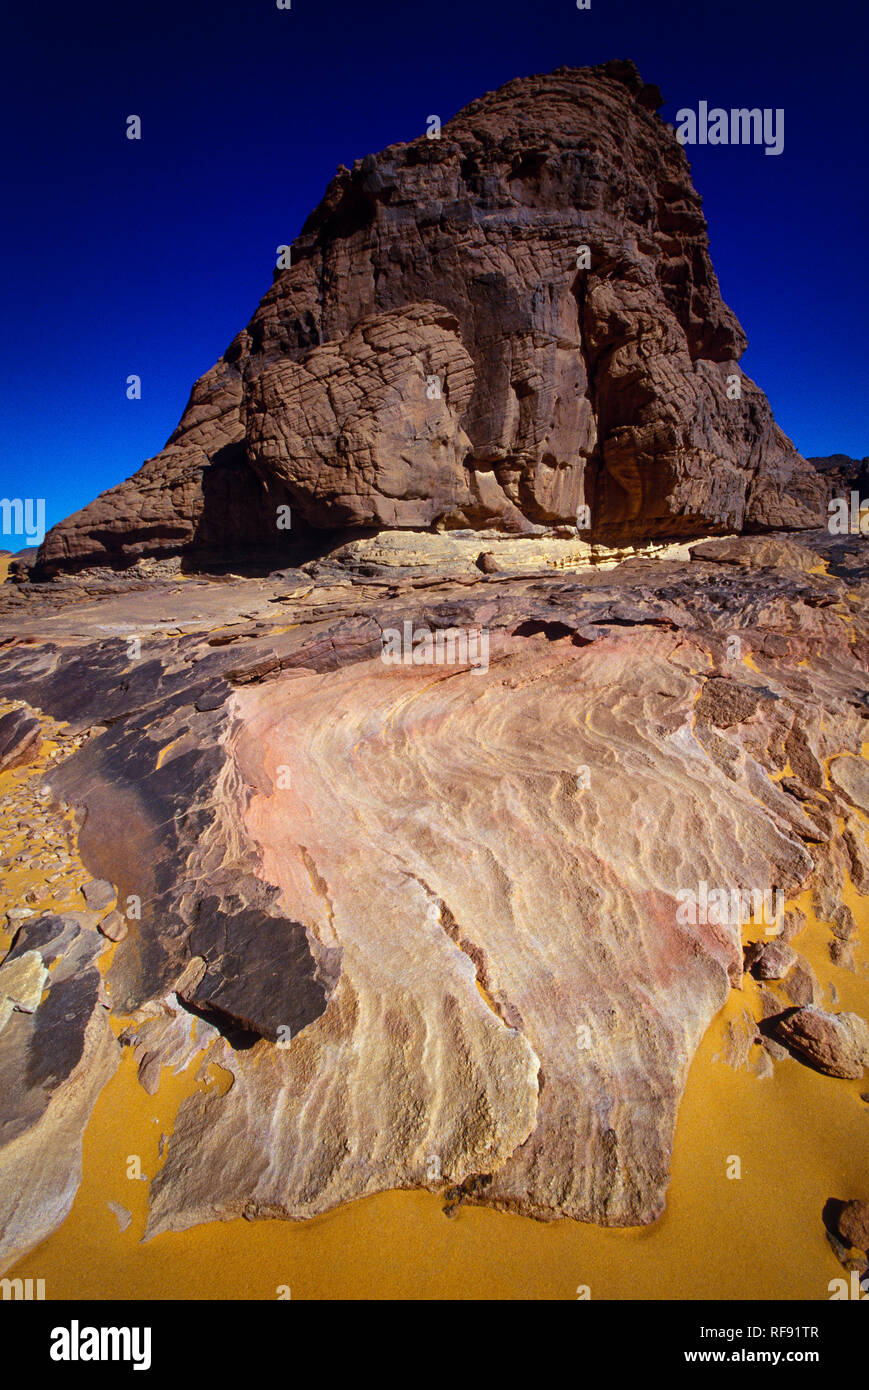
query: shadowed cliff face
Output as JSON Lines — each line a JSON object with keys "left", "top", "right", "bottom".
{"left": 36, "top": 60, "right": 825, "bottom": 576}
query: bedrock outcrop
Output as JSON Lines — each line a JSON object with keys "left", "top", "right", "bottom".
{"left": 0, "top": 525, "right": 866, "bottom": 1260}
{"left": 0, "top": 913, "right": 119, "bottom": 1269}
{"left": 35, "top": 60, "right": 825, "bottom": 576}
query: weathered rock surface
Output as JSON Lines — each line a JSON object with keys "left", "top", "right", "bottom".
{"left": 82, "top": 878, "right": 116, "bottom": 911}
{"left": 0, "top": 950, "right": 48, "bottom": 1031}
{"left": 0, "top": 913, "right": 119, "bottom": 1272}
{"left": 190, "top": 627, "right": 806, "bottom": 1227}
{"left": 0, "top": 524, "right": 866, "bottom": 1257}
{"left": 829, "top": 756, "right": 869, "bottom": 814}
{"left": 97, "top": 909, "right": 127, "bottom": 942}
{"left": 35, "top": 61, "right": 825, "bottom": 576}
{"left": 748, "top": 940, "right": 798, "bottom": 981}
{"left": 770, "top": 1006, "right": 869, "bottom": 1079}
{"left": 689, "top": 535, "right": 822, "bottom": 572}
{"left": 836, "top": 1198, "right": 869, "bottom": 1252}
{"left": 0, "top": 706, "right": 41, "bottom": 772}
{"left": 810, "top": 455, "right": 869, "bottom": 505}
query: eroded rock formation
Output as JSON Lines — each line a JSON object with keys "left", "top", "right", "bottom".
{"left": 36, "top": 61, "right": 825, "bottom": 576}
{"left": 1, "top": 523, "right": 867, "bottom": 1262}
{"left": 1, "top": 61, "right": 865, "bottom": 1281}
{"left": 0, "top": 707, "right": 41, "bottom": 773}
{"left": 0, "top": 913, "right": 118, "bottom": 1268}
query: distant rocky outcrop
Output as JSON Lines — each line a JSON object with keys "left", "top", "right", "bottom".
{"left": 36, "top": 61, "right": 825, "bottom": 576}
{"left": 809, "top": 454, "right": 869, "bottom": 501}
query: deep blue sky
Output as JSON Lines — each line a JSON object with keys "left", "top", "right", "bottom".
{"left": 2, "top": 0, "right": 866, "bottom": 537}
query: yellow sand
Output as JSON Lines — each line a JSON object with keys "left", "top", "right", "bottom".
{"left": 2, "top": 713, "right": 868, "bottom": 1300}
{"left": 0, "top": 716, "right": 86, "bottom": 957}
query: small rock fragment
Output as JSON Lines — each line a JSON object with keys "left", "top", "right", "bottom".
{"left": 829, "top": 939, "right": 855, "bottom": 971}
{"left": 761, "top": 1035, "right": 789, "bottom": 1062}
{"left": 0, "top": 706, "right": 42, "bottom": 772}
{"left": 82, "top": 878, "right": 116, "bottom": 911}
{"left": 721, "top": 1006, "right": 758, "bottom": 1071}
{"left": 0, "top": 949, "right": 48, "bottom": 1034}
{"left": 836, "top": 1200, "right": 869, "bottom": 1252}
{"left": 829, "top": 756, "right": 869, "bottom": 814}
{"left": 751, "top": 941, "right": 797, "bottom": 981}
{"left": 107, "top": 1201, "right": 132, "bottom": 1233}
{"left": 831, "top": 904, "right": 857, "bottom": 941}
{"left": 842, "top": 817, "right": 869, "bottom": 893}
{"left": 780, "top": 958, "right": 819, "bottom": 1008}
{"left": 136, "top": 1052, "right": 162, "bottom": 1095}
{"left": 752, "top": 1048, "right": 774, "bottom": 1079}
{"left": 771, "top": 1005, "right": 869, "bottom": 1079}
{"left": 98, "top": 910, "right": 128, "bottom": 943}
{"left": 225, "top": 651, "right": 280, "bottom": 685}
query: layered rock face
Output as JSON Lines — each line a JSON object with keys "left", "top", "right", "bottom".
{"left": 1, "top": 524, "right": 868, "bottom": 1260}
{"left": 36, "top": 61, "right": 824, "bottom": 575}
{"left": 0, "top": 912, "right": 118, "bottom": 1268}
{"left": 3, "top": 60, "right": 865, "bottom": 1286}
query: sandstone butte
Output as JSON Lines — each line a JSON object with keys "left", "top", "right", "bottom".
{"left": 34, "top": 59, "right": 828, "bottom": 577}
{"left": 0, "top": 62, "right": 867, "bottom": 1289}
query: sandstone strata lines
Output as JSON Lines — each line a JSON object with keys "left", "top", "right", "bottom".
{"left": 0, "top": 912, "right": 119, "bottom": 1269}
{"left": 0, "top": 526, "right": 867, "bottom": 1259}
{"left": 142, "top": 628, "right": 812, "bottom": 1231}
{"left": 0, "top": 57, "right": 866, "bottom": 1281}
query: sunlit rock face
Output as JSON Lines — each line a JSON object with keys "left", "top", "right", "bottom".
{"left": 4, "top": 525, "right": 867, "bottom": 1256}
{"left": 155, "top": 629, "right": 809, "bottom": 1230}
{"left": 37, "top": 61, "right": 825, "bottom": 576}
{"left": 2, "top": 59, "right": 865, "bottom": 1273}
{"left": 0, "top": 912, "right": 119, "bottom": 1269}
